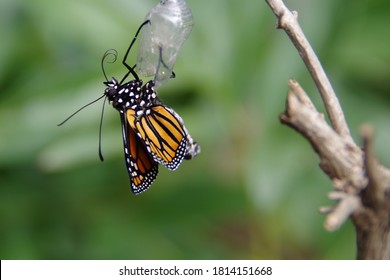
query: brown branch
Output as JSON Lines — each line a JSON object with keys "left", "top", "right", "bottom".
{"left": 265, "top": 0, "right": 390, "bottom": 259}
{"left": 280, "top": 80, "right": 365, "bottom": 186}
{"left": 323, "top": 191, "right": 361, "bottom": 231}
{"left": 351, "top": 126, "right": 390, "bottom": 259}
{"left": 265, "top": 0, "right": 353, "bottom": 143}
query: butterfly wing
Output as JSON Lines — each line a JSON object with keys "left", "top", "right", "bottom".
{"left": 127, "top": 105, "right": 187, "bottom": 170}
{"left": 120, "top": 114, "right": 158, "bottom": 194}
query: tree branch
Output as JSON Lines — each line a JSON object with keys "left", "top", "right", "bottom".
{"left": 265, "top": 0, "right": 390, "bottom": 259}
{"left": 265, "top": 0, "right": 353, "bottom": 143}
{"left": 280, "top": 80, "right": 365, "bottom": 187}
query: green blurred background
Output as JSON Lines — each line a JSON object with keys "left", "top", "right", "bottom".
{"left": 1, "top": 0, "right": 389, "bottom": 259}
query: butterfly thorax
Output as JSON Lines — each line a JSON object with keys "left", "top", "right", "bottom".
{"left": 104, "top": 78, "right": 160, "bottom": 116}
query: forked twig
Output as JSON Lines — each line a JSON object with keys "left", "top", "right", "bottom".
{"left": 266, "top": 0, "right": 353, "bottom": 143}
{"left": 265, "top": 0, "right": 390, "bottom": 259}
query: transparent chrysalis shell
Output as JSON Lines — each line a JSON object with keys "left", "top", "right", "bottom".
{"left": 136, "top": 0, "right": 194, "bottom": 88}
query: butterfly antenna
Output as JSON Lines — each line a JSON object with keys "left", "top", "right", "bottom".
{"left": 101, "top": 49, "right": 118, "bottom": 82}
{"left": 58, "top": 49, "right": 118, "bottom": 127}
{"left": 98, "top": 96, "right": 108, "bottom": 161}
{"left": 57, "top": 95, "right": 105, "bottom": 126}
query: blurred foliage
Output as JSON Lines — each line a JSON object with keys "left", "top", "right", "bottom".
{"left": 1, "top": 0, "right": 389, "bottom": 259}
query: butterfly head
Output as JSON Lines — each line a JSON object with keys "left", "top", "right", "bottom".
{"left": 103, "top": 77, "right": 120, "bottom": 101}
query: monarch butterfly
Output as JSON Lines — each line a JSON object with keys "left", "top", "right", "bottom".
{"left": 58, "top": 19, "right": 200, "bottom": 195}
{"left": 137, "top": 0, "right": 194, "bottom": 88}
{"left": 101, "top": 19, "right": 199, "bottom": 194}
{"left": 103, "top": 75, "right": 200, "bottom": 194}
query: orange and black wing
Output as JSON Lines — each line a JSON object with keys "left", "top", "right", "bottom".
{"left": 127, "top": 105, "right": 187, "bottom": 170}
{"left": 120, "top": 114, "right": 158, "bottom": 194}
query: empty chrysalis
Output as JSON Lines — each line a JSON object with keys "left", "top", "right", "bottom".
{"left": 136, "top": 0, "right": 194, "bottom": 88}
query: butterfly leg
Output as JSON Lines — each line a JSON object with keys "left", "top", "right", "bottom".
{"left": 122, "top": 20, "right": 151, "bottom": 81}
{"left": 153, "top": 45, "right": 177, "bottom": 86}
